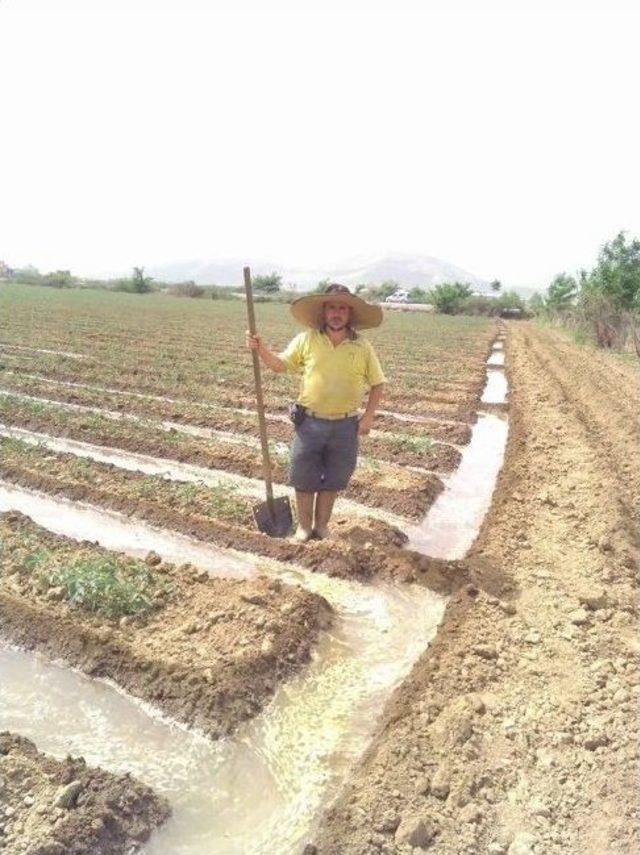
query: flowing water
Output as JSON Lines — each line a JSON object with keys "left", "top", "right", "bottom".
{"left": 481, "top": 367, "right": 508, "bottom": 404}
{"left": 405, "top": 413, "right": 508, "bottom": 558}
{"left": 0, "top": 342, "right": 510, "bottom": 853}
{"left": 0, "top": 482, "right": 444, "bottom": 854}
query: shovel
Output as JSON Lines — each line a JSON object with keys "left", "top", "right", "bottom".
{"left": 243, "top": 266, "right": 294, "bottom": 537}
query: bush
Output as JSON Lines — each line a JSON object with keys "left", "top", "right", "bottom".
{"left": 427, "top": 282, "right": 473, "bottom": 314}
{"left": 168, "top": 281, "right": 204, "bottom": 298}
{"left": 408, "top": 287, "right": 430, "bottom": 304}
{"left": 41, "top": 270, "right": 76, "bottom": 288}
{"left": 111, "top": 266, "right": 154, "bottom": 294}
{"left": 253, "top": 272, "right": 282, "bottom": 293}
{"left": 458, "top": 295, "right": 497, "bottom": 316}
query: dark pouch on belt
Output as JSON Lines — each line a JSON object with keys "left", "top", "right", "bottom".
{"left": 289, "top": 402, "right": 307, "bottom": 426}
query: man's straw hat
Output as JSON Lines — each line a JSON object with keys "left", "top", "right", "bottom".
{"left": 291, "top": 283, "right": 383, "bottom": 330}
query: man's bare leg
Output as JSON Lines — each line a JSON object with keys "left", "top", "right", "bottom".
{"left": 294, "top": 490, "right": 315, "bottom": 541}
{"left": 314, "top": 490, "right": 337, "bottom": 539}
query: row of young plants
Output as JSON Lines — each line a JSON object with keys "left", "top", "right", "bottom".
{"left": 0, "top": 371, "right": 464, "bottom": 468}
{"left": 0, "top": 394, "right": 442, "bottom": 518}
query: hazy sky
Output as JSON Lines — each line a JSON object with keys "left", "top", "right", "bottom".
{"left": 1, "top": 0, "right": 638, "bottom": 288}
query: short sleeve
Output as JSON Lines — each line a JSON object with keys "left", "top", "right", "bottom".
{"left": 364, "top": 341, "right": 386, "bottom": 386}
{"left": 278, "top": 332, "right": 306, "bottom": 373}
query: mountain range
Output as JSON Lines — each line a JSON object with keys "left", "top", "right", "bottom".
{"left": 148, "top": 252, "right": 492, "bottom": 293}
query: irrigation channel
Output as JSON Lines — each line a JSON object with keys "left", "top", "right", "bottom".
{"left": 0, "top": 341, "right": 509, "bottom": 853}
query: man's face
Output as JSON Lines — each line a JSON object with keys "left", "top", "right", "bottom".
{"left": 323, "top": 301, "right": 351, "bottom": 331}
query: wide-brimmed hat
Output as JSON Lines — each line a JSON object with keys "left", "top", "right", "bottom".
{"left": 290, "top": 283, "right": 383, "bottom": 330}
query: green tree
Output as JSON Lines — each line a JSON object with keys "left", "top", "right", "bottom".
{"left": 490, "top": 279, "right": 502, "bottom": 293}
{"left": 42, "top": 270, "right": 75, "bottom": 288}
{"left": 583, "top": 231, "right": 640, "bottom": 310}
{"left": 545, "top": 273, "right": 577, "bottom": 312}
{"left": 13, "top": 266, "right": 42, "bottom": 285}
{"left": 131, "top": 266, "right": 153, "bottom": 294}
{"left": 496, "top": 289, "right": 525, "bottom": 311}
{"left": 408, "top": 286, "right": 429, "bottom": 303}
{"left": 253, "top": 272, "right": 282, "bottom": 293}
{"left": 527, "top": 292, "right": 546, "bottom": 315}
{"left": 427, "top": 282, "right": 473, "bottom": 314}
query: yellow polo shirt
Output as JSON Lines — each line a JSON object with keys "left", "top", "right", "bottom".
{"left": 279, "top": 329, "right": 386, "bottom": 415}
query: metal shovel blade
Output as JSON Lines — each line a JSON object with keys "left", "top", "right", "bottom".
{"left": 253, "top": 495, "right": 294, "bottom": 538}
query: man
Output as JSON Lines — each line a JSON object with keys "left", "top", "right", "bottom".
{"left": 246, "top": 283, "right": 386, "bottom": 542}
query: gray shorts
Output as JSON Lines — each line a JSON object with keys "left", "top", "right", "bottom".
{"left": 289, "top": 415, "right": 359, "bottom": 492}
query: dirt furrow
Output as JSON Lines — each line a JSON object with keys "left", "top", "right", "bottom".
{"left": 311, "top": 323, "right": 639, "bottom": 855}
{"left": 0, "top": 394, "right": 442, "bottom": 519}
{"left": 0, "top": 437, "right": 465, "bottom": 593}
{"left": 0, "top": 511, "right": 332, "bottom": 740}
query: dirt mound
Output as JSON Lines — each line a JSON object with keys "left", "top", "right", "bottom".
{"left": 311, "top": 323, "right": 640, "bottom": 854}
{"left": 0, "top": 731, "right": 170, "bottom": 854}
{"left": 0, "top": 512, "right": 333, "bottom": 739}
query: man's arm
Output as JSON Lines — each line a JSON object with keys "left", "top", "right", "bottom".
{"left": 245, "top": 332, "right": 288, "bottom": 373}
{"left": 358, "top": 383, "right": 385, "bottom": 436}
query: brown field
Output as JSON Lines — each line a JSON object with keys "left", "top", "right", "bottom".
{"left": 0, "top": 284, "right": 638, "bottom": 854}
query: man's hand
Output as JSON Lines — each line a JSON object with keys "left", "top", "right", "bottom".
{"left": 358, "top": 412, "right": 374, "bottom": 436}
{"left": 245, "top": 331, "right": 287, "bottom": 373}
{"left": 246, "top": 330, "right": 262, "bottom": 352}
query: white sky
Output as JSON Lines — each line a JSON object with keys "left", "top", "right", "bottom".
{"left": 1, "top": 0, "right": 638, "bottom": 289}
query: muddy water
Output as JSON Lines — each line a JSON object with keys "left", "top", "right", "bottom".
{"left": 481, "top": 366, "right": 508, "bottom": 404}
{"left": 408, "top": 348, "right": 509, "bottom": 557}
{"left": 406, "top": 413, "right": 508, "bottom": 558}
{"left": 0, "top": 482, "right": 256, "bottom": 579}
{"left": 0, "top": 483, "right": 444, "bottom": 854}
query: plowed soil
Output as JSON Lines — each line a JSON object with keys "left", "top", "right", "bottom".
{"left": 0, "top": 442, "right": 468, "bottom": 592}
{"left": 311, "top": 323, "right": 640, "bottom": 855}
{"left": 0, "top": 371, "right": 468, "bottom": 464}
{"left": 0, "top": 732, "right": 170, "bottom": 855}
{"left": 0, "top": 395, "right": 442, "bottom": 518}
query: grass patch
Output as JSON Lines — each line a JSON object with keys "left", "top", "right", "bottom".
{"left": 269, "top": 440, "right": 290, "bottom": 470}
{"left": 360, "top": 455, "right": 381, "bottom": 472}
{"left": 42, "top": 554, "right": 171, "bottom": 619}
{"left": 173, "top": 479, "right": 251, "bottom": 523}
{"left": 385, "top": 433, "right": 434, "bottom": 454}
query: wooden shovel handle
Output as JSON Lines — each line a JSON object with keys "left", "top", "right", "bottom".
{"left": 244, "top": 267, "right": 276, "bottom": 510}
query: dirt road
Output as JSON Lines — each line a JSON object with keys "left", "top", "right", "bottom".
{"left": 312, "top": 323, "right": 639, "bottom": 854}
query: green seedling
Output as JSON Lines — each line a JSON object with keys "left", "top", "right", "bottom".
{"left": 386, "top": 433, "right": 434, "bottom": 455}
{"left": 43, "top": 554, "right": 171, "bottom": 619}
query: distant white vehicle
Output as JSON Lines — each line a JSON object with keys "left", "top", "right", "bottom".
{"left": 385, "top": 290, "right": 410, "bottom": 303}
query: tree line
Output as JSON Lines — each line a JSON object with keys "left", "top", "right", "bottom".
{"left": 529, "top": 231, "right": 639, "bottom": 352}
